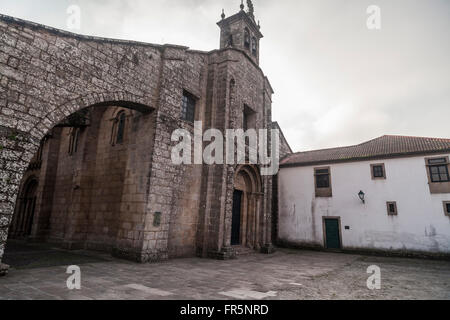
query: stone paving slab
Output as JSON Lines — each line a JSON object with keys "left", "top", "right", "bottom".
{"left": 0, "top": 246, "right": 449, "bottom": 300}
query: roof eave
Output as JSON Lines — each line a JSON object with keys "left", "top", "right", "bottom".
{"left": 280, "top": 149, "right": 450, "bottom": 168}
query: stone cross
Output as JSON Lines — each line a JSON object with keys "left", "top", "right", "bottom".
{"left": 247, "top": 0, "right": 255, "bottom": 16}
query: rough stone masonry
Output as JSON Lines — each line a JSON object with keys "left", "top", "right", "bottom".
{"left": 0, "top": 3, "right": 291, "bottom": 275}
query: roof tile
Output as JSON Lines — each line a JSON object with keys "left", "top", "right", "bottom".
{"left": 281, "top": 135, "right": 450, "bottom": 167}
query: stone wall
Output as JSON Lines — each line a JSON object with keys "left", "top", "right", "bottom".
{"left": 6, "top": 105, "right": 157, "bottom": 256}
{"left": 0, "top": 13, "right": 162, "bottom": 267}
{"left": 272, "top": 121, "right": 293, "bottom": 160}
{"left": 0, "top": 12, "right": 277, "bottom": 270}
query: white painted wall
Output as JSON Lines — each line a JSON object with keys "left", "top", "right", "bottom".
{"left": 278, "top": 153, "right": 450, "bottom": 254}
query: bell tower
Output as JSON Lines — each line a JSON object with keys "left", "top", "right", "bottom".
{"left": 217, "top": 0, "right": 263, "bottom": 65}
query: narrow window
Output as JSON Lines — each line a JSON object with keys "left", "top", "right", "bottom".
{"left": 227, "top": 34, "right": 233, "bottom": 47}
{"left": 243, "top": 104, "right": 256, "bottom": 131}
{"left": 116, "top": 111, "right": 126, "bottom": 144}
{"left": 111, "top": 110, "right": 126, "bottom": 146}
{"left": 243, "top": 111, "right": 248, "bottom": 132}
{"left": 371, "top": 163, "right": 386, "bottom": 179}
{"left": 251, "top": 37, "right": 257, "bottom": 56}
{"left": 68, "top": 128, "right": 80, "bottom": 155}
{"left": 427, "top": 158, "right": 450, "bottom": 182}
{"left": 181, "top": 90, "right": 196, "bottom": 123}
{"left": 244, "top": 28, "right": 250, "bottom": 50}
{"left": 443, "top": 202, "right": 450, "bottom": 216}
{"left": 314, "top": 167, "right": 332, "bottom": 197}
{"left": 386, "top": 201, "right": 398, "bottom": 216}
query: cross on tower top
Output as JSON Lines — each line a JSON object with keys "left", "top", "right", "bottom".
{"left": 247, "top": 0, "right": 255, "bottom": 20}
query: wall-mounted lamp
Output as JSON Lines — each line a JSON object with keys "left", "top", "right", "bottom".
{"left": 358, "top": 190, "right": 365, "bottom": 204}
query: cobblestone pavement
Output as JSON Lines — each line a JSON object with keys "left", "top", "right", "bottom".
{"left": 0, "top": 242, "right": 449, "bottom": 300}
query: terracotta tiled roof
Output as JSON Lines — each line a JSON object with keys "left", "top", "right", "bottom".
{"left": 281, "top": 135, "right": 450, "bottom": 167}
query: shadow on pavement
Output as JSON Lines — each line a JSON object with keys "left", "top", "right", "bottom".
{"left": 3, "top": 240, "right": 110, "bottom": 270}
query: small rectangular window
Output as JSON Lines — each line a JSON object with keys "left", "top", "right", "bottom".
{"left": 427, "top": 158, "right": 450, "bottom": 183}
{"left": 371, "top": 163, "right": 386, "bottom": 179}
{"left": 386, "top": 201, "right": 398, "bottom": 216}
{"left": 425, "top": 157, "right": 450, "bottom": 194}
{"left": 315, "top": 169, "right": 330, "bottom": 188}
{"left": 314, "top": 167, "right": 332, "bottom": 197}
{"left": 181, "top": 90, "right": 196, "bottom": 123}
{"left": 444, "top": 202, "right": 450, "bottom": 216}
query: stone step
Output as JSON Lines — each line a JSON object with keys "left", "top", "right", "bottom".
{"left": 232, "top": 246, "right": 256, "bottom": 256}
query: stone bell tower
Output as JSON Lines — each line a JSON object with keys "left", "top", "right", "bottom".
{"left": 217, "top": 0, "right": 263, "bottom": 65}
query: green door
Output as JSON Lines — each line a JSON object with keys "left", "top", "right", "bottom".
{"left": 324, "top": 218, "right": 341, "bottom": 249}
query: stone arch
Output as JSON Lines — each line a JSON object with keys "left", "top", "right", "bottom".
{"left": 0, "top": 93, "right": 154, "bottom": 267}
{"left": 34, "top": 91, "right": 153, "bottom": 144}
{"left": 230, "top": 164, "right": 263, "bottom": 249}
{"left": 234, "top": 164, "right": 262, "bottom": 194}
{"left": 4, "top": 91, "right": 153, "bottom": 168}
{"left": 4, "top": 92, "right": 154, "bottom": 202}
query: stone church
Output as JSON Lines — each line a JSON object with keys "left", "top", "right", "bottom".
{"left": 0, "top": 2, "right": 292, "bottom": 273}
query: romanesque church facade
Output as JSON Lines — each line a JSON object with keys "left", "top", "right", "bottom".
{"left": 0, "top": 2, "right": 291, "bottom": 272}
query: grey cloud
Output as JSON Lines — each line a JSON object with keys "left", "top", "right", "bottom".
{"left": 0, "top": 0, "right": 448, "bottom": 151}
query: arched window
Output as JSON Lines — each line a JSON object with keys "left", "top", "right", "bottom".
{"left": 68, "top": 127, "right": 80, "bottom": 155}
{"left": 111, "top": 110, "right": 126, "bottom": 145}
{"left": 244, "top": 28, "right": 250, "bottom": 50}
{"left": 251, "top": 37, "right": 257, "bottom": 56}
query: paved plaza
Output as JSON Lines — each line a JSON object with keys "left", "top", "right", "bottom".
{"left": 0, "top": 241, "right": 449, "bottom": 300}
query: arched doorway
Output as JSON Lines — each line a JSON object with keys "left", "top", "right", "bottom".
{"left": 9, "top": 178, "right": 38, "bottom": 239}
{"left": 231, "top": 165, "right": 262, "bottom": 249}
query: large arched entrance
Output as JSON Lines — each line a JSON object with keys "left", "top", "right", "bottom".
{"left": 1, "top": 99, "right": 156, "bottom": 270}
{"left": 231, "top": 165, "right": 262, "bottom": 250}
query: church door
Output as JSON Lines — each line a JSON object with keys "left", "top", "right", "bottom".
{"left": 231, "top": 190, "right": 243, "bottom": 245}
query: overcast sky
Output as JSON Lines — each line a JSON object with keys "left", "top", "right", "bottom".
{"left": 1, "top": 0, "right": 449, "bottom": 152}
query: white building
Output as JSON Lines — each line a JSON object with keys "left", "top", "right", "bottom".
{"left": 278, "top": 135, "right": 450, "bottom": 257}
